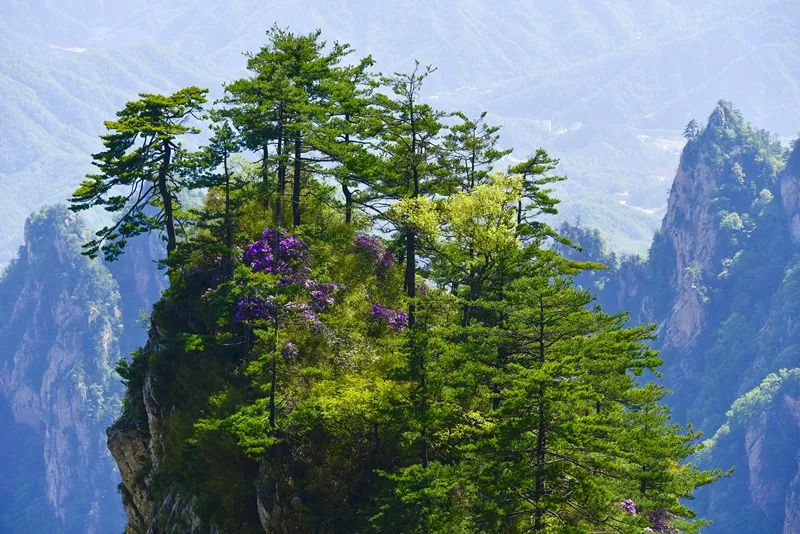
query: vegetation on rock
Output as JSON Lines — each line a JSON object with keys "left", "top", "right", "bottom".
{"left": 96, "top": 28, "right": 718, "bottom": 533}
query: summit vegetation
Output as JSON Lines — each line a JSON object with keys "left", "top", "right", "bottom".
{"left": 74, "top": 27, "right": 719, "bottom": 533}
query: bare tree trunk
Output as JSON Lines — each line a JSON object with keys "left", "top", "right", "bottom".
{"left": 533, "top": 297, "right": 547, "bottom": 530}
{"left": 223, "top": 153, "right": 233, "bottom": 277}
{"left": 343, "top": 183, "right": 353, "bottom": 224}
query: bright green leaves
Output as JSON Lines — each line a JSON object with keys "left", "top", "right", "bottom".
{"left": 309, "top": 375, "right": 407, "bottom": 440}
{"left": 387, "top": 196, "right": 441, "bottom": 238}
{"left": 444, "top": 173, "right": 522, "bottom": 257}
{"left": 194, "top": 397, "right": 278, "bottom": 460}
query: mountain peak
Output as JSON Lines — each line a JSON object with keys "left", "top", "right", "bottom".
{"left": 708, "top": 101, "right": 728, "bottom": 129}
{"left": 705, "top": 100, "right": 745, "bottom": 134}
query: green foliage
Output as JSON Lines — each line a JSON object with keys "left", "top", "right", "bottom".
{"left": 99, "top": 29, "right": 717, "bottom": 533}
{"left": 719, "top": 211, "right": 744, "bottom": 232}
{"left": 684, "top": 119, "right": 700, "bottom": 141}
{"left": 699, "top": 368, "right": 800, "bottom": 460}
{"left": 69, "top": 86, "right": 208, "bottom": 261}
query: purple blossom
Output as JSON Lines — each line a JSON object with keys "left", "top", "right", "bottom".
{"left": 244, "top": 228, "right": 310, "bottom": 283}
{"left": 234, "top": 296, "right": 275, "bottom": 322}
{"left": 354, "top": 234, "right": 395, "bottom": 274}
{"left": 620, "top": 499, "right": 637, "bottom": 515}
{"left": 282, "top": 342, "right": 298, "bottom": 360}
{"left": 416, "top": 282, "right": 430, "bottom": 297}
{"left": 371, "top": 303, "right": 408, "bottom": 331}
{"left": 646, "top": 510, "right": 669, "bottom": 532}
{"left": 306, "top": 280, "right": 339, "bottom": 312}
{"left": 286, "top": 302, "right": 320, "bottom": 324}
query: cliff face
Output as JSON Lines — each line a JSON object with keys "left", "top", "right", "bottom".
{"left": 106, "top": 290, "right": 254, "bottom": 534}
{"left": 0, "top": 206, "right": 123, "bottom": 532}
{"left": 0, "top": 206, "right": 162, "bottom": 533}
{"left": 597, "top": 103, "right": 800, "bottom": 532}
{"left": 658, "top": 155, "right": 716, "bottom": 351}
{"left": 107, "top": 332, "right": 210, "bottom": 534}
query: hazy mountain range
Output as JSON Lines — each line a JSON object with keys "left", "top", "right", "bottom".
{"left": 2, "top": 0, "right": 799, "bottom": 263}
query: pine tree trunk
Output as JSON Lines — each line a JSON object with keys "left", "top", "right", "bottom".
{"left": 269, "top": 317, "right": 278, "bottom": 429}
{"left": 343, "top": 128, "right": 353, "bottom": 223}
{"left": 343, "top": 183, "right": 353, "bottom": 224}
{"left": 533, "top": 297, "right": 547, "bottom": 530}
{"left": 223, "top": 154, "right": 233, "bottom": 277}
{"left": 276, "top": 134, "right": 285, "bottom": 227}
{"left": 292, "top": 136, "right": 301, "bottom": 227}
{"left": 157, "top": 140, "right": 176, "bottom": 256}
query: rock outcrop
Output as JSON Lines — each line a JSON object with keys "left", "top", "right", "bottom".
{"left": 106, "top": 335, "right": 209, "bottom": 534}
{"left": 597, "top": 103, "right": 800, "bottom": 532}
{"left": 0, "top": 206, "right": 163, "bottom": 533}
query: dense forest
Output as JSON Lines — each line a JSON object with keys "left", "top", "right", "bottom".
{"left": 71, "top": 27, "right": 722, "bottom": 532}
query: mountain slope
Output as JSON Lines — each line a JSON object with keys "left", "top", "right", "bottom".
{"left": 0, "top": 206, "right": 164, "bottom": 533}
{"left": 593, "top": 103, "right": 800, "bottom": 532}
{"left": 0, "top": 22, "right": 218, "bottom": 265}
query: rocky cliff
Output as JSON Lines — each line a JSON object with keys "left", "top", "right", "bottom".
{"left": 594, "top": 103, "right": 800, "bottom": 532}
{"left": 106, "top": 286, "right": 256, "bottom": 533}
{"left": 0, "top": 206, "right": 162, "bottom": 533}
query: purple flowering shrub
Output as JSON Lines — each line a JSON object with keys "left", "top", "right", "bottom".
{"left": 234, "top": 296, "right": 275, "bottom": 322}
{"left": 244, "top": 228, "right": 310, "bottom": 282}
{"left": 235, "top": 228, "right": 341, "bottom": 330}
{"left": 306, "top": 280, "right": 338, "bottom": 312}
{"left": 354, "top": 234, "right": 395, "bottom": 275}
{"left": 235, "top": 229, "right": 405, "bottom": 344}
{"left": 645, "top": 509, "right": 672, "bottom": 532}
{"left": 620, "top": 498, "right": 637, "bottom": 515}
{"left": 618, "top": 500, "right": 675, "bottom": 532}
{"left": 281, "top": 342, "right": 298, "bottom": 360}
{"left": 371, "top": 303, "right": 408, "bottom": 331}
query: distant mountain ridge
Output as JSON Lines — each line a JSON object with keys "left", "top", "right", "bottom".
{"left": 3, "top": 0, "right": 799, "bottom": 262}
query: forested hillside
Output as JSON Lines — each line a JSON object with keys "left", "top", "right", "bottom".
{"left": 79, "top": 28, "right": 722, "bottom": 533}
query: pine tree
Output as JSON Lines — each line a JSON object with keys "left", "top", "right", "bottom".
{"left": 470, "top": 255, "right": 716, "bottom": 532}
{"left": 373, "top": 62, "right": 447, "bottom": 317}
{"left": 441, "top": 111, "right": 511, "bottom": 192}
{"left": 684, "top": 119, "right": 701, "bottom": 141}
{"left": 69, "top": 86, "right": 207, "bottom": 261}
{"left": 223, "top": 26, "right": 355, "bottom": 228}
{"left": 310, "top": 53, "right": 378, "bottom": 224}
{"left": 376, "top": 175, "right": 717, "bottom": 533}
{"left": 372, "top": 62, "right": 448, "bottom": 468}
{"left": 508, "top": 148, "right": 564, "bottom": 239}
{"left": 193, "top": 118, "right": 241, "bottom": 276}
